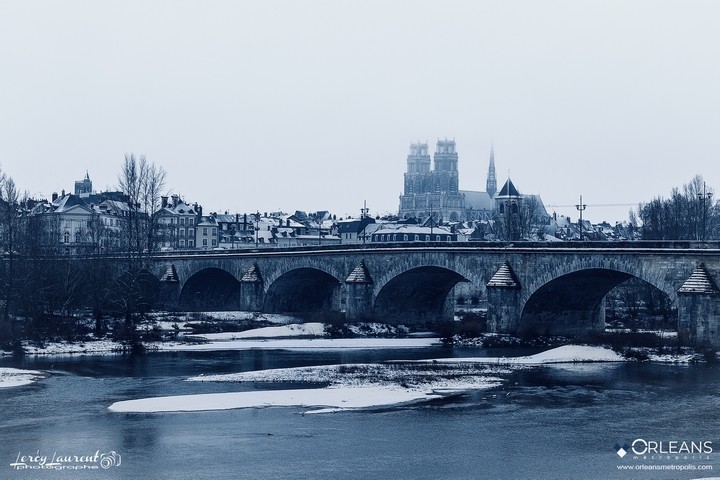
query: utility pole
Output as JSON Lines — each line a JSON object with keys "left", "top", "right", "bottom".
{"left": 360, "top": 201, "right": 369, "bottom": 245}
{"left": 699, "top": 182, "right": 712, "bottom": 241}
{"left": 575, "top": 195, "right": 587, "bottom": 241}
{"left": 255, "top": 212, "right": 260, "bottom": 248}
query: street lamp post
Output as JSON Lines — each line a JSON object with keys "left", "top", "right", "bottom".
{"left": 699, "top": 182, "right": 712, "bottom": 241}
{"left": 575, "top": 195, "right": 587, "bottom": 241}
{"left": 254, "top": 211, "right": 260, "bottom": 248}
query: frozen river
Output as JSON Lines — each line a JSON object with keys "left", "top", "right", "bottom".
{"left": 1, "top": 346, "right": 719, "bottom": 479}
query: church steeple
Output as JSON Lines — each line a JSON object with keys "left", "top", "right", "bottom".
{"left": 486, "top": 144, "right": 497, "bottom": 197}
{"left": 74, "top": 170, "right": 93, "bottom": 196}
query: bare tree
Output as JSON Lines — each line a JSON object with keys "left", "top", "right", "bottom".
{"left": 0, "top": 176, "right": 20, "bottom": 337}
{"left": 517, "top": 196, "right": 546, "bottom": 239}
{"left": 118, "top": 153, "right": 167, "bottom": 258}
{"left": 141, "top": 161, "right": 167, "bottom": 255}
{"left": 116, "top": 154, "right": 166, "bottom": 338}
{"left": 638, "top": 175, "right": 716, "bottom": 240}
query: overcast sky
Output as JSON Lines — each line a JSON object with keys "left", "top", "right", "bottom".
{"left": 1, "top": 0, "right": 718, "bottom": 223}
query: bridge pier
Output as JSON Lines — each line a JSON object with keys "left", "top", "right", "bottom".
{"left": 678, "top": 295, "right": 720, "bottom": 348}
{"left": 239, "top": 264, "right": 264, "bottom": 311}
{"left": 344, "top": 260, "right": 374, "bottom": 321}
{"left": 345, "top": 283, "right": 374, "bottom": 321}
{"left": 678, "top": 294, "right": 720, "bottom": 348}
{"left": 486, "top": 262, "right": 521, "bottom": 334}
{"left": 486, "top": 285, "right": 521, "bottom": 333}
{"left": 239, "top": 283, "right": 264, "bottom": 311}
{"left": 157, "top": 265, "right": 180, "bottom": 310}
{"left": 677, "top": 264, "right": 720, "bottom": 348}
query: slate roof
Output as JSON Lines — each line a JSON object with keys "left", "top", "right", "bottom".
{"left": 460, "top": 190, "right": 495, "bottom": 210}
{"left": 487, "top": 261, "right": 520, "bottom": 288}
{"left": 496, "top": 179, "right": 520, "bottom": 198}
{"left": 346, "top": 260, "right": 373, "bottom": 284}
{"left": 52, "top": 194, "right": 91, "bottom": 213}
{"left": 160, "top": 264, "right": 179, "bottom": 282}
{"left": 678, "top": 264, "right": 719, "bottom": 295}
{"left": 241, "top": 264, "right": 263, "bottom": 283}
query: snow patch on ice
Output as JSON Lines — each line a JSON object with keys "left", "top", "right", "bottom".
{"left": 149, "top": 311, "right": 300, "bottom": 325}
{"left": 0, "top": 367, "right": 45, "bottom": 388}
{"left": 159, "top": 337, "right": 440, "bottom": 352}
{"left": 188, "top": 362, "right": 509, "bottom": 387}
{"left": 400, "top": 345, "right": 625, "bottom": 365}
{"left": 20, "top": 340, "right": 126, "bottom": 356}
{"left": 108, "top": 386, "right": 445, "bottom": 414}
{"left": 189, "top": 323, "right": 326, "bottom": 341}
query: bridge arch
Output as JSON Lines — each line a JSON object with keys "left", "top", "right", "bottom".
{"left": 519, "top": 255, "right": 678, "bottom": 306}
{"left": 263, "top": 267, "right": 342, "bottom": 314}
{"left": 179, "top": 267, "right": 241, "bottom": 311}
{"left": 517, "top": 258, "right": 678, "bottom": 336}
{"left": 373, "top": 265, "right": 471, "bottom": 325}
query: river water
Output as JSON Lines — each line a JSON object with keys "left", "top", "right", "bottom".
{"left": 1, "top": 346, "right": 719, "bottom": 480}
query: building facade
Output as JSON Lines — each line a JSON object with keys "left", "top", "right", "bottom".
{"left": 156, "top": 195, "right": 200, "bottom": 250}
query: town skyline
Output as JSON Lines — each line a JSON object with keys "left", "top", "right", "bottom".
{"left": 1, "top": 1, "right": 719, "bottom": 224}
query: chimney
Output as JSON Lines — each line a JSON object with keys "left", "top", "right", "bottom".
{"left": 61, "top": 189, "right": 65, "bottom": 197}
{"left": 171, "top": 194, "right": 179, "bottom": 207}
{"left": 161, "top": 196, "right": 168, "bottom": 208}
{"left": 52, "top": 192, "right": 58, "bottom": 202}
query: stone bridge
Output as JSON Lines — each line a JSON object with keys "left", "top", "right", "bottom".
{"left": 145, "top": 243, "right": 720, "bottom": 347}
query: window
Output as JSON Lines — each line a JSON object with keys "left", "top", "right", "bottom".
{"left": 211, "top": 239, "right": 217, "bottom": 246}
{"left": 403, "top": 235, "right": 408, "bottom": 241}
{"left": 203, "top": 227, "right": 208, "bottom": 236}
{"left": 435, "top": 235, "right": 441, "bottom": 241}
{"left": 171, "top": 218, "right": 176, "bottom": 224}
{"left": 414, "top": 235, "right": 419, "bottom": 241}
{"left": 180, "top": 228, "right": 185, "bottom": 237}
{"left": 75, "top": 232, "right": 81, "bottom": 243}
{"left": 212, "top": 228, "right": 217, "bottom": 236}
{"left": 179, "top": 240, "right": 185, "bottom": 247}
{"left": 181, "top": 218, "right": 186, "bottom": 225}
{"left": 188, "top": 240, "right": 194, "bottom": 247}
{"left": 203, "top": 239, "right": 208, "bottom": 246}
{"left": 425, "top": 235, "right": 430, "bottom": 241}
{"left": 188, "top": 228, "right": 194, "bottom": 237}
{"left": 64, "top": 232, "right": 70, "bottom": 243}
{"left": 187, "top": 217, "right": 194, "bottom": 225}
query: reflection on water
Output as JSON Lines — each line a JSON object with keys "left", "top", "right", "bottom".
{"left": 1, "top": 348, "right": 720, "bottom": 479}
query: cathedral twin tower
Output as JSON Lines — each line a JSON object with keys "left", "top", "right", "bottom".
{"left": 398, "top": 139, "right": 498, "bottom": 222}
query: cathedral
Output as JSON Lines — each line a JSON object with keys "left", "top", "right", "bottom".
{"left": 398, "top": 139, "right": 500, "bottom": 222}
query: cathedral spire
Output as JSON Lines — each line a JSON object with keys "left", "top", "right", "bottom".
{"left": 486, "top": 144, "right": 497, "bottom": 197}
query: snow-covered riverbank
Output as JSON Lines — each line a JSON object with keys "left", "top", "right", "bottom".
{"left": 2, "top": 322, "right": 441, "bottom": 356}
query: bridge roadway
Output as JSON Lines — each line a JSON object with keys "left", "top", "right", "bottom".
{"left": 145, "top": 241, "right": 720, "bottom": 348}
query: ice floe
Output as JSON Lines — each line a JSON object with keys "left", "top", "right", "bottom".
{"left": 0, "top": 367, "right": 45, "bottom": 388}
